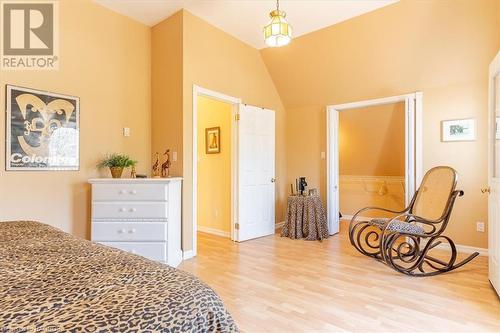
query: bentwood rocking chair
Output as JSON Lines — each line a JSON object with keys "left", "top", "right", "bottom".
{"left": 349, "top": 166, "right": 479, "bottom": 276}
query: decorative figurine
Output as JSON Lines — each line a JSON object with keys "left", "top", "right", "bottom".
{"left": 298, "top": 177, "right": 308, "bottom": 196}
{"left": 130, "top": 165, "right": 137, "bottom": 179}
{"left": 152, "top": 152, "right": 161, "bottom": 178}
{"left": 161, "top": 149, "right": 171, "bottom": 178}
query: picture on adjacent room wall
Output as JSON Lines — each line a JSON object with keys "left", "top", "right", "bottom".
{"left": 205, "top": 126, "right": 220, "bottom": 154}
{"left": 6, "top": 85, "right": 80, "bottom": 171}
{"left": 441, "top": 118, "right": 476, "bottom": 142}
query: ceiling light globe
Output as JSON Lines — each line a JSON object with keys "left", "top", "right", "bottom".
{"left": 263, "top": 10, "right": 292, "bottom": 47}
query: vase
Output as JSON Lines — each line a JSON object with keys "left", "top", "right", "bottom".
{"left": 110, "top": 167, "right": 124, "bottom": 178}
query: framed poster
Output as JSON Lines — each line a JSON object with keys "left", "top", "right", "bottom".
{"left": 6, "top": 85, "right": 80, "bottom": 170}
{"left": 205, "top": 126, "right": 220, "bottom": 154}
{"left": 441, "top": 118, "right": 476, "bottom": 142}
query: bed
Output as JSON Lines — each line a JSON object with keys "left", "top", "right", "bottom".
{"left": 0, "top": 221, "right": 238, "bottom": 332}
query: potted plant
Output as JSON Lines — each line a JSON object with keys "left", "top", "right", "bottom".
{"left": 97, "top": 153, "right": 137, "bottom": 178}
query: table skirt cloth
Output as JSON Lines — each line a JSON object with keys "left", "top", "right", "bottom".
{"left": 281, "top": 195, "right": 329, "bottom": 241}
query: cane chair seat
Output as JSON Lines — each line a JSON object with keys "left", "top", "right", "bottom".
{"left": 369, "top": 218, "right": 425, "bottom": 235}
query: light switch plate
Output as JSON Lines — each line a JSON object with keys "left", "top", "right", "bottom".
{"left": 172, "top": 151, "right": 177, "bottom": 162}
{"left": 123, "top": 127, "right": 130, "bottom": 137}
{"left": 476, "top": 221, "right": 485, "bottom": 232}
{"left": 321, "top": 152, "right": 326, "bottom": 159}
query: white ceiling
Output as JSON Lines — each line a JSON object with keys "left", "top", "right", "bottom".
{"left": 94, "top": 0, "right": 398, "bottom": 49}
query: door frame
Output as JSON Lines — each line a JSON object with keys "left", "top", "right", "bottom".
{"left": 192, "top": 85, "right": 241, "bottom": 257}
{"left": 326, "top": 93, "right": 423, "bottom": 235}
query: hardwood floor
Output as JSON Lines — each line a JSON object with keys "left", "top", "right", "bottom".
{"left": 180, "top": 222, "right": 500, "bottom": 332}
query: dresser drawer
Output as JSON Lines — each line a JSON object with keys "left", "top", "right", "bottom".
{"left": 92, "top": 184, "right": 168, "bottom": 201}
{"left": 92, "top": 202, "right": 167, "bottom": 219}
{"left": 100, "top": 242, "right": 166, "bottom": 262}
{"left": 92, "top": 222, "right": 167, "bottom": 241}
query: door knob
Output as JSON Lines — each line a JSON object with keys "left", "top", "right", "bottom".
{"left": 271, "top": 178, "right": 276, "bottom": 183}
{"left": 481, "top": 187, "right": 491, "bottom": 194}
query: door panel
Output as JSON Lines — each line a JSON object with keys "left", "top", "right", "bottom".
{"left": 237, "top": 105, "right": 275, "bottom": 241}
{"left": 405, "top": 97, "right": 416, "bottom": 206}
{"left": 327, "top": 108, "right": 340, "bottom": 235}
{"left": 488, "top": 52, "right": 500, "bottom": 296}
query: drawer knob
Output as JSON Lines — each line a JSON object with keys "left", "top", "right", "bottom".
{"left": 118, "top": 228, "right": 126, "bottom": 234}
{"left": 130, "top": 190, "right": 137, "bottom": 195}
{"left": 129, "top": 208, "right": 137, "bottom": 212}
{"left": 119, "top": 207, "right": 126, "bottom": 212}
{"left": 128, "top": 229, "right": 136, "bottom": 234}
{"left": 119, "top": 190, "right": 125, "bottom": 194}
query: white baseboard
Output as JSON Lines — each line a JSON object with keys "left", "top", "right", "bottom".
{"left": 434, "top": 243, "right": 488, "bottom": 256}
{"left": 183, "top": 250, "right": 195, "bottom": 260}
{"left": 341, "top": 215, "right": 374, "bottom": 222}
{"left": 197, "top": 226, "right": 230, "bottom": 238}
{"left": 275, "top": 221, "right": 285, "bottom": 229}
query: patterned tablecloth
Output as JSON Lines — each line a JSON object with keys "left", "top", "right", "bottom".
{"left": 281, "top": 195, "right": 329, "bottom": 241}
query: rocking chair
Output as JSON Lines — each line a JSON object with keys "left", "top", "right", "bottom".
{"left": 349, "top": 166, "right": 479, "bottom": 276}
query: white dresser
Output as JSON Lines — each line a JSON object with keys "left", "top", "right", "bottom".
{"left": 89, "top": 178, "right": 183, "bottom": 267}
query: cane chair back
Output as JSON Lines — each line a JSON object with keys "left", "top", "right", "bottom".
{"left": 411, "top": 166, "right": 457, "bottom": 223}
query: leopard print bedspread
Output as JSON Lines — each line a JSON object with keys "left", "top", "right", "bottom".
{"left": 0, "top": 221, "right": 238, "bottom": 333}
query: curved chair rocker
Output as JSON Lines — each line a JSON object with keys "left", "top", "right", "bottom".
{"left": 349, "top": 166, "right": 479, "bottom": 276}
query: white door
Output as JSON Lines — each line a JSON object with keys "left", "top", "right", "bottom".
{"left": 236, "top": 104, "right": 275, "bottom": 241}
{"left": 327, "top": 109, "right": 340, "bottom": 235}
{"left": 327, "top": 95, "right": 419, "bottom": 234}
{"left": 488, "top": 51, "right": 500, "bottom": 296}
{"left": 404, "top": 96, "right": 416, "bottom": 206}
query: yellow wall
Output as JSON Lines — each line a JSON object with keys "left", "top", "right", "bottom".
{"left": 197, "top": 96, "right": 232, "bottom": 234}
{"left": 0, "top": 0, "right": 151, "bottom": 239}
{"left": 340, "top": 103, "right": 405, "bottom": 176}
{"left": 340, "top": 176, "right": 406, "bottom": 218}
{"left": 339, "top": 103, "right": 405, "bottom": 217}
{"left": 151, "top": 11, "right": 183, "bottom": 176}
{"left": 183, "top": 11, "right": 286, "bottom": 251}
{"left": 261, "top": 0, "right": 499, "bottom": 248}
{"left": 152, "top": 10, "right": 286, "bottom": 250}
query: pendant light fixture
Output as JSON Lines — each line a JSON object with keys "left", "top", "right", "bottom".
{"left": 263, "top": 0, "right": 292, "bottom": 47}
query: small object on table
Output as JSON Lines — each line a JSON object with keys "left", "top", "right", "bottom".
{"left": 308, "top": 188, "right": 317, "bottom": 196}
{"left": 152, "top": 152, "right": 161, "bottom": 178}
{"left": 298, "top": 177, "right": 308, "bottom": 195}
{"left": 281, "top": 194, "right": 329, "bottom": 241}
{"left": 161, "top": 149, "right": 171, "bottom": 177}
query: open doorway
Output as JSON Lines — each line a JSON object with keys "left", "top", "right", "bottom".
{"left": 191, "top": 85, "right": 276, "bottom": 257}
{"left": 327, "top": 93, "right": 423, "bottom": 235}
{"left": 197, "top": 96, "right": 233, "bottom": 238}
{"left": 338, "top": 103, "right": 406, "bottom": 221}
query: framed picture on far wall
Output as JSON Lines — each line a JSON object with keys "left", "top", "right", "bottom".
{"left": 6, "top": 85, "right": 80, "bottom": 171}
{"left": 205, "top": 126, "right": 220, "bottom": 154}
{"left": 441, "top": 118, "right": 476, "bottom": 142}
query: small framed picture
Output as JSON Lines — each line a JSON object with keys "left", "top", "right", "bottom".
{"left": 205, "top": 127, "right": 220, "bottom": 154}
{"left": 441, "top": 118, "right": 476, "bottom": 142}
